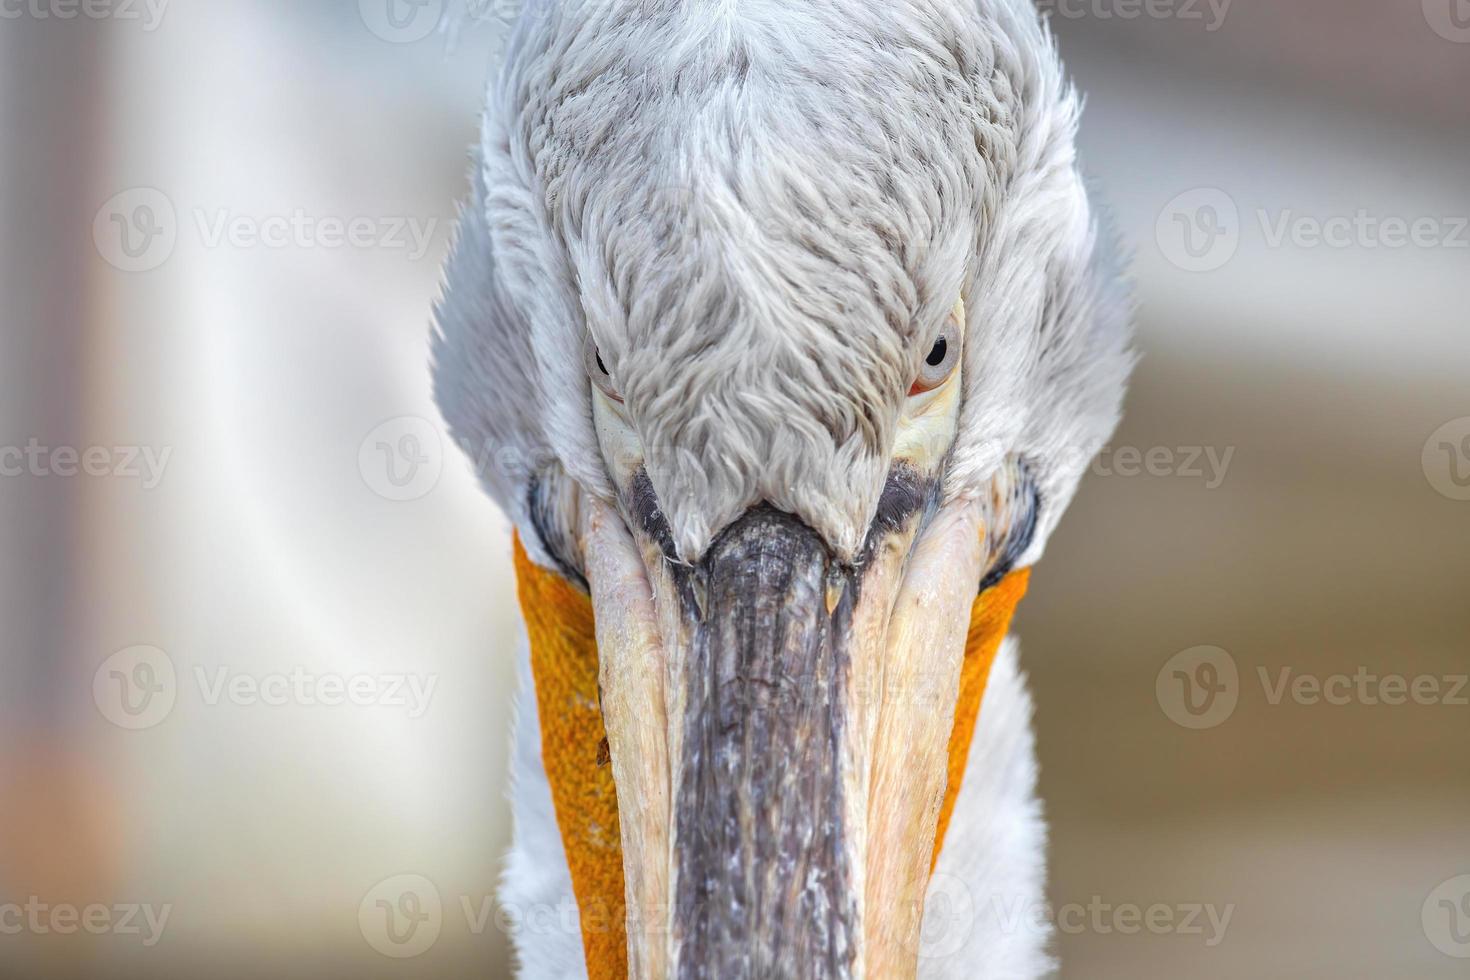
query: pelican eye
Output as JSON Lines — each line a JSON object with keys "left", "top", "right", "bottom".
{"left": 909, "top": 328, "right": 959, "bottom": 395}
{"left": 584, "top": 335, "right": 623, "bottom": 403}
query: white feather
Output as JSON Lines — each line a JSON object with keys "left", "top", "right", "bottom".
{"left": 434, "top": 0, "right": 1132, "bottom": 565}
{"left": 501, "top": 631, "right": 589, "bottom": 978}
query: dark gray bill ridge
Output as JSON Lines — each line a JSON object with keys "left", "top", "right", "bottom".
{"left": 615, "top": 464, "right": 944, "bottom": 975}
{"left": 672, "top": 506, "right": 859, "bottom": 980}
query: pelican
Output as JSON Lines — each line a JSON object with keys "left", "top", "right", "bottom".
{"left": 432, "top": 0, "right": 1131, "bottom": 976}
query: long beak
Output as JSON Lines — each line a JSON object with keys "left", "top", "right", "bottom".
{"left": 582, "top": 488, "right": 984, "bottom": 978}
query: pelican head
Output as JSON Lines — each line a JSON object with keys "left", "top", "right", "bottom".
{"left": 434, "top": 0, "right": 1131, "bottom": 976}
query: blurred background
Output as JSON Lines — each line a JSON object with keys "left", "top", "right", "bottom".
{"left": 2, "top": 1, "right": 1467, "bottom": 977}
